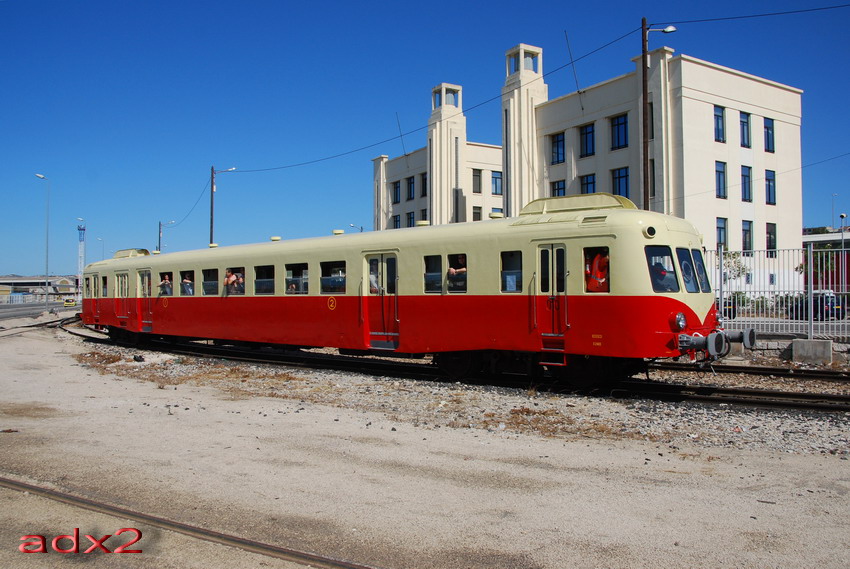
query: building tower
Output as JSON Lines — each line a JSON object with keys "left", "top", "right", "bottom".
{"left": 428, "top": 83, "right": 467, "bottom": 224}
{"left": 501, "top": 44, "right": 548, "bottom": 217}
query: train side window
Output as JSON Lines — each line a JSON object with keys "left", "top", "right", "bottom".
{"left": 286, "top": 263, "right": 309, "bottom": 294}
{"left": 320, "top": 261, "right": 346, "bottom": 293}
{"left": 254, "top": 265, "right": 274, "bottom": 295}
{"left": 675, "top": 248, "right": 700, "bottom": 293}
{"left": 84, "top": 277, "right": 92, "bottom": 299}
{"left": 691, "top": 249, "right": 712, "bottom": 293}
{"left": 158, "top": 272, "right": 173, "bottom": 296}
{"left": 180, "top": 271, "right": 195, "bottom": 296}
{"left": 224, "top": 267, "right": 245, "bottom": 295}
{"left": 447, "top": 253, "right": 467, "bottom": 292}
{"left": 101, "top": 276, "right": 108, "bottom": 297}
{"left": 424, "top": 255, "right": 442, "bottom": 293}
{"left": 540, "top": 249, "right": 550, "bottom": 293}
{"left": 202, "top": 269, "right": 219, "bottom": 295}
{"left": 584, "top": 247, "right": 609, "bottom": 293}
{"left": 645, "top": 246, "right": 680, "bottom": 293}
{"left": 116, "top": 274, "right": 128, "bottom": 298}
{"left": 500, "top": 251, "right": 522, "bottom": 292}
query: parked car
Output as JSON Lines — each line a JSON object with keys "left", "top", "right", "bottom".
{"left": 787, "top": 290, "right": 844, "bottom": 321}
{"left": 63, "top": 298, "right": 77, "bottom": 307}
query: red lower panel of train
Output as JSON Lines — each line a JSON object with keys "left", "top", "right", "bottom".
{"left": 82, "top": 293, "right": 716, "bottom": 359}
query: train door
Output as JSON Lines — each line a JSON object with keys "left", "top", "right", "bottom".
{"left": 115, "top": 272, "right": 130, "bottom": 319}
{"left": 138, "top": 269, "right": 153, "bottom": 331}
{"left": 538, "top": 243, "right": 568, "bottom": 338}
{"left": 89, "top": 274, "right": 101, "bottom": 318}
{"left": 365, "top": 253, "right": 399, "bottom": 350}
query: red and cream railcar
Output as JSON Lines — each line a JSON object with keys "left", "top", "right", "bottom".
{"left": 81, "top": 194, "right": 753, "bottom": 380}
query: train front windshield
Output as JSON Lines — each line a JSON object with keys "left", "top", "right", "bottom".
{"left": 645, "top": 246, "right": 712, "bottom": 294}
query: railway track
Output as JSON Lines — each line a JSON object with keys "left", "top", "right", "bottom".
{"left": 0, "top": 476, "right": 382, "bottom": 569}
{"left": 651, "top": 360, "right": 850, "bottom": 382}
{"left": 59, "top": 319, "right": 850, "bottom": 412}
{"left": 612, "top": 380, "right": 850, "bottom": 412}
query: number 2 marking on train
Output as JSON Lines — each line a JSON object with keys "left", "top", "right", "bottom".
{"left": 327, "top": 297, "right": 336, "bottom": 311}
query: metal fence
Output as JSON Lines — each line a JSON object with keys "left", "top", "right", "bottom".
{"left": 705, "top": 246, "right": 850, "bottom": 341}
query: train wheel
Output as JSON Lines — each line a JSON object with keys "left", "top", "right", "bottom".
{"left": 434, "top": 351, "right": 481, "bottom": 380}
{"left": 551, "top": 356, "right": 644, "bottom": 390}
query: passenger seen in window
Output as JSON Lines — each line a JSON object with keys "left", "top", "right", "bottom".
{"left": 158, "top": 273, "right": 173, "bottom": 296}
{"left": 584, "top": 247, "right": 609, "bottom": 293}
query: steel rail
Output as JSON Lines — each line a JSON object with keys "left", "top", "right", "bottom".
{"left": 612, "top": 380, "right": 850, "bottom": 412}
{"left": 651, "top": 360, "right": 850, "bottom": 382}
{"left": 0, "top": 475, "right": 384, "bottom": 569}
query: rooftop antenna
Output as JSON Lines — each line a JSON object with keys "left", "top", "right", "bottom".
{"left": 564, "top": 30, "right": 585, "bottom": 111}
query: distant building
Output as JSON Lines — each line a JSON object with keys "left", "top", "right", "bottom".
{"left": 373, "top": 44, "right": 803, "bottom": 255}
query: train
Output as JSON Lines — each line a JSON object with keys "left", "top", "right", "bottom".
{"left": 81, "top": 193, "right": 755, "bottom": 384}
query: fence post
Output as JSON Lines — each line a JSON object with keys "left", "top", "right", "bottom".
{"left": 718, "top": 244, "right": 724, "bottom": 320}
{"left": 807, "top": 242, "right": 814, "bottom": 340}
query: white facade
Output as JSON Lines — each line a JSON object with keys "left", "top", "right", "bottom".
{"left": 373, "top": 45, "right": 804, "bottom": 254}
{"left": 373, "top": 83, "right": 503, "bottom": 230}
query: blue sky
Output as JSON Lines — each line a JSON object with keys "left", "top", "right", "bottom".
{"left": 2, "top": 0, "right": 849, "bottom": 276}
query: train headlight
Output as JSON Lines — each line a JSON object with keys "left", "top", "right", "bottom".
{"left": 674, "top": 312, "right": 687, "bottom": 331}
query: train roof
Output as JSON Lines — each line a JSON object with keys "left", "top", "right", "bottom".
{"left": 84, "top": 194, "right": 701, "bottom": 272}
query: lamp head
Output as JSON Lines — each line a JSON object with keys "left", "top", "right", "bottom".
{"left": 35, "top": 173, "right": 46, "bottom": 179}
{"left": 662, "top": 25, "right": 676, "bottom": 33}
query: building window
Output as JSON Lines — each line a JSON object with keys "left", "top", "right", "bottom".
{"left": 577, "top": 124, "right": 594, "bottom": 158}
{"left": 740, "top": 112, "right": 751, "bottom": 148}
{"left": 610, "top": 114, "right": 628, "bottom": 150}
{"left": 420, "top": 208, "right": 428, "bottom": 221}
{"left": 420, "top": 173, "right": 427, "bottom": 197}
{"left": 406, "top": 211, "right": 414, "bottom": 227}
{"left": 392, "top": 215, "right": 401, "bottom": 229}
{"left": 551, "top": 132, "right": 565, "bottom": 164}
{"left": 716, "top": 161, "right": 727, "bottom": 199}
{"left": 741, "top": 166, "right": 752, "bottom": 202}
{"left": 766, "top": 223, "right": 777, "bottom": 257}
{"left": 392, "top": 181, "right": 400, "bottom": 204}
{"left": 472, "top": 169, "right": 481, "bottom": 194}
{"left": 765, "top": 170, "right": 776, "bottom": 205}
{"left": 492, "top": 171, "right": 503, "bottom": 195}
{"left": 580, "top": 174, "right": 596, "bottom": 194}
{"left": 716, "top": 218, "right": 728, "bottom": 250}
{"left": 649, "top": 159, "right": 656, "bottom": 198}
{"left": 742, "top": 220, "right": 753, "bottom": 255}
{"left": 406, "top": 177, "right": 415, "bottom": 200}
{"left": 611, "top": 167, "right": 629, "bottom": 197}
{"left": 472, "top": 206, "right": 482, "bottom": 221}
{"left": 714, "top": 105, "right": 725, "bottom": 142}
{"left": 445, "top": 89, "right": 458, "bottom": 106}
{"left": 551, "top": 180, "right": 566, "bottom": 197}
{"left": 491, "top": 207, "right": 504, "bottom": 216}
{"left": 764, "top": 118, "right": 775, "bottom": 152}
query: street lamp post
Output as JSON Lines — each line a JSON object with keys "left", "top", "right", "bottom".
{"left": 349, "top": 224, "right": 364, "bottom": 232}
{"left": 210, "top": 166, "right": 236, "bottom": 246}
{"left": 76, "top": 217, "right": 86, "bottom": 302}
{"left": 158, "top": 220, "right": 175, "bottom": 253}
{"left": 641, "top": 18, "right": 676, "bottom": 212}
{"left": 35, "top": 174, "right": 50, "bottom": 312}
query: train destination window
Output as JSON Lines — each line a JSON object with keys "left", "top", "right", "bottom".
{"left": 447, "top": 253, "right": 467, "bottom": 292}
{"left": 500, "top": 251, "right": 522, "bottom": 292}
{"left": 645, "top": 246, "right": 680, "bottom": 293}
{"left": 254, "top": 265, "right": 274, "bottom": 295}
{"left": 675, "top": 248, "right": 700, "bottom": 293}
{"left": 180, "top": 271, "right": 195, "bottom": 296}
{"left": 158, "top": 272, "right": 173, "bottom": 296}
{"left": 584, "top": 247, "right": 609, "bottom": 293}
{"left": 691, "top": 249, "right": 712, "bottom": 293}
{"left": 320, "top": 261, "right": 346, "bottom": 293}
{"left": 202, "top": 269, "right": 219, "bottom": 295}
{"left": 285, "top": 263, "right": 309, "bottom": 294}
{"left": 424, "top": 255, "right": 442, "bottom": 293}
